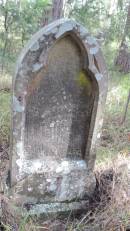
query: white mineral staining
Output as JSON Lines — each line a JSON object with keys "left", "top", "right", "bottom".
{"left": 16, "top": 141, "right": 25, "bottom": 179}
{"left": 16, "top": 141, "right": 28, "bottom": 179}
{"left": 32, "top": 62, "right": 43, "bottom": 72}
{"left": 33, "top": 160, "right": 42, "bottom": 171}
{"left": 90, "top": 46, "right": 99, "bottom": 54}
{"left": 18, "top": 69, "right": 24, "bottom": 77}
{"left": 62, "top": 161, "right": 69, "bottom": 168}
{"left": 87, "top": 36, "right": 98, "bottom": 46}
{"left": 97, "top": 133, "right": 101, "bottom": 139}
{"left": 45, "top": 41, "right": 49, "bottom": 45}
{"left": 56, "top": 160, "right": 86, "bottom": 174}
{"left": 95, "top": 73, "right": 103, "bottom": 81}
{"left": 16, "top": 159, "right": 22, "bottom": 168}
{"left": 13, "top": 131, "right": 17, "bottom": 136}
{"left": 30, "top": 41, "right": 39, "bottom": 51}
{"left": 99, "top": 118, "right": 103, "bottom": 126}
{"left": 28, "top": 187, "right": 33, "bottom": 192}
{"left": 76, "top": 160, "right": 86, "bottom": 168}
{"left": 50, "top": 122, "right": 55, "bottom": 128}
{"left": 51, "top": 27, "right": 58, "bottom": 34}
{"left": 22, "top": 160, "right": 44, "bottom": 174}
{"left": 16, "top": 159, "right": 43, "bottom": 180}
{"left": 87, "top": 35, "right": 99, "bottom": 55}
{"left": 13, "top": 96, "right": 24, "bottom": 113}
{"left": 79, "top": 25, "right": 88, "bottom": 38}
{"left": 39, "top": 35, "right": 45, "bottom": 42}
{"left": 56, "top": 21, "right": 76, "bottom": 38}
{"left": 16, "top": 141, "right": 24, "bottom": 156}
{"left": 62, "top": 161, "right": 70, "bottom": 174}
{"left": 49, "top": 182, "right": 57, "bottom": 192}
{"left": 56, "top": 166, "right": 62, "bottom": 173}
{"left": 38, "top": 184, "right": 43, "bottom": 190}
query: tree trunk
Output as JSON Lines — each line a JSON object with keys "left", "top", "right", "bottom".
{"left": 1, "top": 5, "right": 9, "bottom": 74}
{"left": 52, "top": 0, "right": 64, "bottom": 20}
{"left": 121, "top": 89, "right": 130, "bottom": 124}
{"left": 121, "top": 2, "right": 130, "bottom": 44}
{"left": 115, "top": 2, "right": 130, "bottom": 73}
{"left": 41, "top": 0, "right": 64, "bottom": 27}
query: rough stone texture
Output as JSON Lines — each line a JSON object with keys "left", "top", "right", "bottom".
{"left": 1, "top": 197, "right": 88, "bottom": 230}
{"left": 2, "top": 19, "right": 108, "bottom": 227}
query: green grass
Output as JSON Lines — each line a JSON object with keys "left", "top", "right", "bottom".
{"left": 96, "top": 74, "right": 130, "bottom": 163}
{"left": 96, "top": 42, "right": 130, "bottom": 164}
{"left": 0, "top": 91, "right": 11, "bottom": 144}
{"left": 103, "top": 41, "right": 119, "bottom": 71}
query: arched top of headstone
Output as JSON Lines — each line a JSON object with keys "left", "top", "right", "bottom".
{"left": 15, "top": 18, "right": 107, "bottom": 90}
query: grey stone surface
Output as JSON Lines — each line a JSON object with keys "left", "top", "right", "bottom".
{"left": 4, "top": 18, "right": 108, "bottom": 220}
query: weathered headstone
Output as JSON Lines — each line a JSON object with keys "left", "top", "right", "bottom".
{"left": 2, "top": 19, "right": 108, "bottom": 227}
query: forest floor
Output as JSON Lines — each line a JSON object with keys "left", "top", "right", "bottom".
{"left": 0, "top": 42, "right": 130, "bottom": 230}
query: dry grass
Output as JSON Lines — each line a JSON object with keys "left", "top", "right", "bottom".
{"left": 0, "top": 74, "right": 12, "bottom": 92}
{"left": 62, "top": 154, "right": 129, "bottom": 231}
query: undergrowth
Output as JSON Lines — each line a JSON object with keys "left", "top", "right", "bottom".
{"left": 0, "top": 91, "right": 10, "bottom": 146}
{"left": 0, "top": 73, "right": 12, "bottom": 91}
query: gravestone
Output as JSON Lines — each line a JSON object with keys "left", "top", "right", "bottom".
{"left": 2, "top": 19, "right": 108, "bottom": 226}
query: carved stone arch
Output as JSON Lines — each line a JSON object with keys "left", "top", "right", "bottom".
{"left": 15, "top": 32, "right": 99, "bottom": 164}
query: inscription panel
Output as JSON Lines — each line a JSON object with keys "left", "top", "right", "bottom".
{"left": 25, "top": 35, "right": 94, "bottom": 160}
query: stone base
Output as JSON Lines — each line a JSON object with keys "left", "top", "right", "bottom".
{"left": 1, "top": 198, "right": 89, "bottom": 230}
{"left": 10, "top": 159, "right": 96, "bottom": 203}
{"left": 24, "top": 201, "right": 89, "bottom": 216}
{"left": 2, "top": 159, "right": 96, "bottom": 229}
